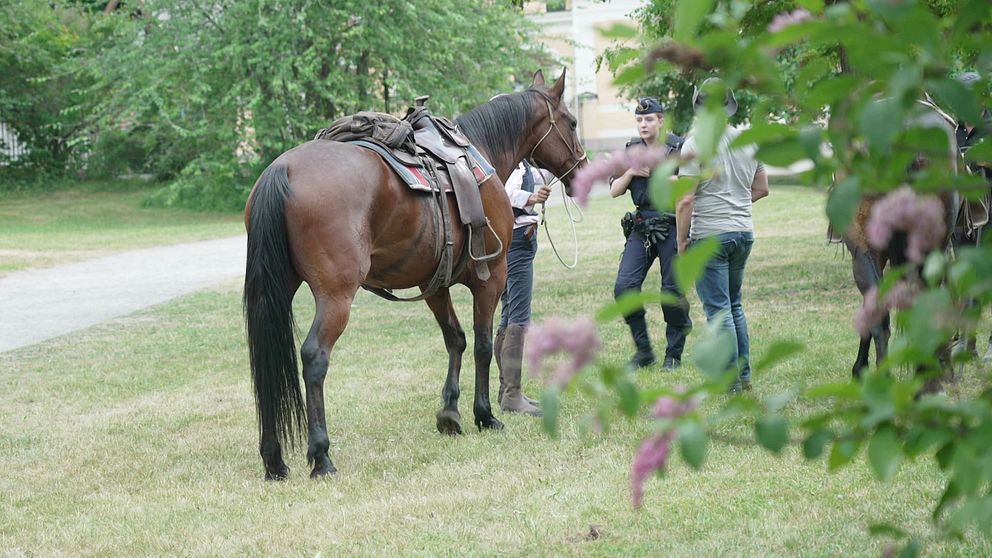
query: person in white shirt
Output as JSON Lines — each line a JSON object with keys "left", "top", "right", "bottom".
{"left": 494, "top": 160, "right": 551, "bottom": 416}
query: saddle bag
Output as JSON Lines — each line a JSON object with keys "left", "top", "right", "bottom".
{"left": 315, "top": 112, "right": 415, "bottom": 152}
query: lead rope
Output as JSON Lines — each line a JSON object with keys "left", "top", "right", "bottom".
{"left": 538, "top": 162, "right": 585, "bottom": 270}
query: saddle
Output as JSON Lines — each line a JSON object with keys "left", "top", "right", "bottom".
{"left": 313, "top": 97, "right": 501, "bottom": 300}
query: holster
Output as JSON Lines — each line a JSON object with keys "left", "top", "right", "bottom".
{"left": 621, "top": 212, "right": 636, "bottom": 239}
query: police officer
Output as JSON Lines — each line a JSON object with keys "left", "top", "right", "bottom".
{"left": 610, "top": 97, "right": 691, "bottom": 370}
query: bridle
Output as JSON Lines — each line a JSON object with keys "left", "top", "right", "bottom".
{"left": 526, "top": 91, "right": 587, "bottom": 269}
{"left": 528, "top": 93, "right": 587, "bottom": 183}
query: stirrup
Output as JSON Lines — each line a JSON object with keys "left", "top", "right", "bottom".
{"left": 467, "top": 218, "right": 503, "bottom": 262}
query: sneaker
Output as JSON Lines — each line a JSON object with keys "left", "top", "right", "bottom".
{"left": 661, "top": 356, "right": 681, "bottom": 371}
{"left": 627, "top": 349, "right": 657, "bottom": 369}
{"left": 728, "top": 382, "right": 743, "bottom": 395}
{"left": 742, "top": 380, "right": 752, "bottom": 391}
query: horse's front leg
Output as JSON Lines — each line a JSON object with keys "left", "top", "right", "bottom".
{"left": 425, "top": 288, "right": 466, "bottom": 435}
{"left": 470, "top": 278, "right": 505, "bottom": 432}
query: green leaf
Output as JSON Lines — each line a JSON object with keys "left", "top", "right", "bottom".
{"left": 897, "top": 540, "right": 922, "bottom": 558}
{"left": 597, "top": 22, "right": 639, "bottom": 40}
{"left": 805, "top": 381, "right": 860, "bottom": 400}
{"left": 964, "top": 139, "right": 992, "bottom": 164}
{"left": 672, "top": 0, "right": 714, "bottom": 43}
{"left": 825, "top": 176, "right": 861, "bottom": 237}
{"left": 753, "top": 340, "right": 804, "bottom": 372}
{"left": 927, "top": 78, "right": 980, "bottom": 125}
{"left": 596, "top": 291, "right": 678, "bottom": 322}
{"left": 616, "top": 380, "right": 640, "bottom": 417}
{"left": 693, "top": 106, "right": 728, "bottom": 163}
{"left": 803, "top": 430, "right": 832, "bottom": 459}
{"left": 868, "top": 425, "right": 902, "bottom": 482}
{"left": 679, "top": 421, "right": 708, "bottom": 469}
{"left": 731, "top": 123, "right": 794, "bottom": 148}
{"left": 868, "top": 522, "right": 908, "bottom": 538}
{"left": 647, "top": 161, "right": 688, "bottom": 211}
{"left": 674, "top": 237, "right": 718, "bottom": 293}
{"left": 613, "top": 64, "right": 645, "bottom": 86}
{"left": 541, "top": 388, "right": 560, "bottom": 438}
{"left": 796, "top": 0, "right": 824, "bottom": 12}
{"left": 859, "top": 98, "right": 903, "bottom": 152}
{"left": 828, "top": 438, "right": 860, "bottom": 471}
{"left": 802, "top": 75, "right": 859, "bottom": 109}
{"left": 756, "top": 138, "right": 808, "bottom": 167}
{"left": 755, "top": 415, "right": 789, "bottom": 454}
{"left": 690, "top": 322, "right": 736, "bottom": 381}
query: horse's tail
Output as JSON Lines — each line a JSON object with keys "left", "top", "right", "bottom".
{"left": 243, "top": 163, "right": 306, "bottom": 449}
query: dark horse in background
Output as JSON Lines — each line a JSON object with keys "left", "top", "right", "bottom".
{"left": 242, "top": 70, "right": 586, "bottom": 480}
{"left": 843, "top": 98, "right": 961, "bottom": 381}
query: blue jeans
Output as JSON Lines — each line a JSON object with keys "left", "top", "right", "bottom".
{"left": 694, "top": 231, "right": 754, "bottom": 383}
{"left": 499, "top": 226, "right": 537, "bottom": 329}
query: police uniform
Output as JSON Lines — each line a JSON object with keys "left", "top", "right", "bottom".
{"left": 612, "top": 97, "right": 691, "bottom": 369}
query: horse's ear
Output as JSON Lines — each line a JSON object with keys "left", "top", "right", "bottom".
{"left": 549, "top": 67, "right": 567, "bottom": 101}
{"left": 532, "top": 69, "right": 546, "bottom": 88}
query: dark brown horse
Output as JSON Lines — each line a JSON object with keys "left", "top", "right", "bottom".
{"left": 243, "top": 70, "right": 586, "bottom": 480}
{"left": 844, "top": 99, "right": 960, "bottom": 380}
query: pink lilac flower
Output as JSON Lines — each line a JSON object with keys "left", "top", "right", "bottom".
{"left": 883, "top": 279, "right": 920, "bottom": 311}
{"left": 631, "top": 392, "right": 699, "bottom": 508}
{"left": 865, "top": 186, "right": 946, "bottom": 263}
{"left": 768, "top": 8, "right": 812, "bottom": 33}
{"left": 651, "top": 390, "right": 698, "bottom": 420}
{"left": 631, "top": 430, "right": 676, "bottom": 509}
{"left": 525, "top": 316, "right": 601, "bottom": 389}
{"left": 854, "top": 286, "right": 883, "bottom": 338}
{"left": 853, "top": 278, "right": 923, "bottom": 337}
{"left": 569, "top": 144, "right": 670, "bottom": 207}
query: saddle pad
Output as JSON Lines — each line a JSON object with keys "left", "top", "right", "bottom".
{"left": 349, "top": 140, "right": 495, "bottom": 193}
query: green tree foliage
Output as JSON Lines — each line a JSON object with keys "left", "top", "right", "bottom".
{"left": 541, "top": 0, "right": 992, "bottom": 551}
{"left": 82, "top": 0, "right": 546, "bottom": 209}
{"left": 2, "top": 0, "right": 546, "bottom": 207}
{"left": 0, "top": 1, "right": 93, "bottom": 173}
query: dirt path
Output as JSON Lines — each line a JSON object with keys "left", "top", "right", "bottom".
{"left": 0, "top": 235, "right": 246, "bottom": 353}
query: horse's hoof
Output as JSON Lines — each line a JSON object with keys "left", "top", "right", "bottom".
{"left": 310, "top": 465, "right": 337, "bottom": 479}
{"left": 475, "top": 415, "right": 504, "bottom": 431}
{"left": 309, "top": 455, "right": 337, "bottom": 479}
{"left": 264, "top": 465, "right": 290, "bottom": 481}
{"left": 436, "top": 409, "right": 463, "bottom": 436}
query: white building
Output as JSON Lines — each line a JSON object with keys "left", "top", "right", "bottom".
{"left": 526, "top": 0, "right": 648, "bottom": 152}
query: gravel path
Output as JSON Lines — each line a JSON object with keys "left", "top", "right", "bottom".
{"left": 0, "top": 235, "right": 246, "bottom": 353}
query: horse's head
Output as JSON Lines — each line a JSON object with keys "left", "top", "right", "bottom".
{"left": 527, "top": 69, "right": 587, "bottom": 195}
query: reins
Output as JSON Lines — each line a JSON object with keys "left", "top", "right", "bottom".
{"left": 527, "top": 94, "right": 587, "bottom": 270}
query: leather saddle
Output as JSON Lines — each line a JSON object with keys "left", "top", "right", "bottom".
{"left": 313, "top": 97, "right": 501, "bottom": 296}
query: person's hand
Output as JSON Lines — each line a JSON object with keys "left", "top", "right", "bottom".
{"left": 677, "top": 239, "right": 689, "bottom": 255}
{"left": 631, "top": 166, "right": 651, "bottom": 177}
{"left": 528, "top": 185, "right": 552, "bottom": 206}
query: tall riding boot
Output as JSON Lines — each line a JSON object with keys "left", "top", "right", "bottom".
{"left": 495, "top": 327, "right": 540, "bottom": 406}
{"left": 626, "top": 314, "right": 656, "bottom": 368}
{"left": 499, "top": 324, "right": 542, "bottom": 416}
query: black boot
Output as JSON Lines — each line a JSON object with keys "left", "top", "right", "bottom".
{"left": 626, "top": 314, "right": 656, "bottom": 369}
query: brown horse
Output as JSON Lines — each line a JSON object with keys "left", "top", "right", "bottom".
{"left": 243, "top": 70, "right": 586, "bottom": 480}
{"left": 844, "top": 98, "right": 960, "bottom": 380}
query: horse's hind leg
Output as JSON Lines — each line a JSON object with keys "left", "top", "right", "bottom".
{"left": 300, "top": 292, "right": 355, "bottom": 478}
{"left": 425, "top": 288, "right": 467, "bottom": 435}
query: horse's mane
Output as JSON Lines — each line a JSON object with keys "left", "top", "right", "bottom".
{"left": 456, "top": 89, "right": 539, "bottom": 158}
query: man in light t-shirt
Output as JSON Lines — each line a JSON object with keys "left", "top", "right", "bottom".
{"left": 675, "top": 78, "right": 769, "bottom": 394}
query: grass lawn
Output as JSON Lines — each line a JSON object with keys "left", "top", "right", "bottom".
{"left": 1, "top": 184, "right": 990, "bottom": 556}
{"left": 0, "top": 179, "right": 243, "bottom": 274}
